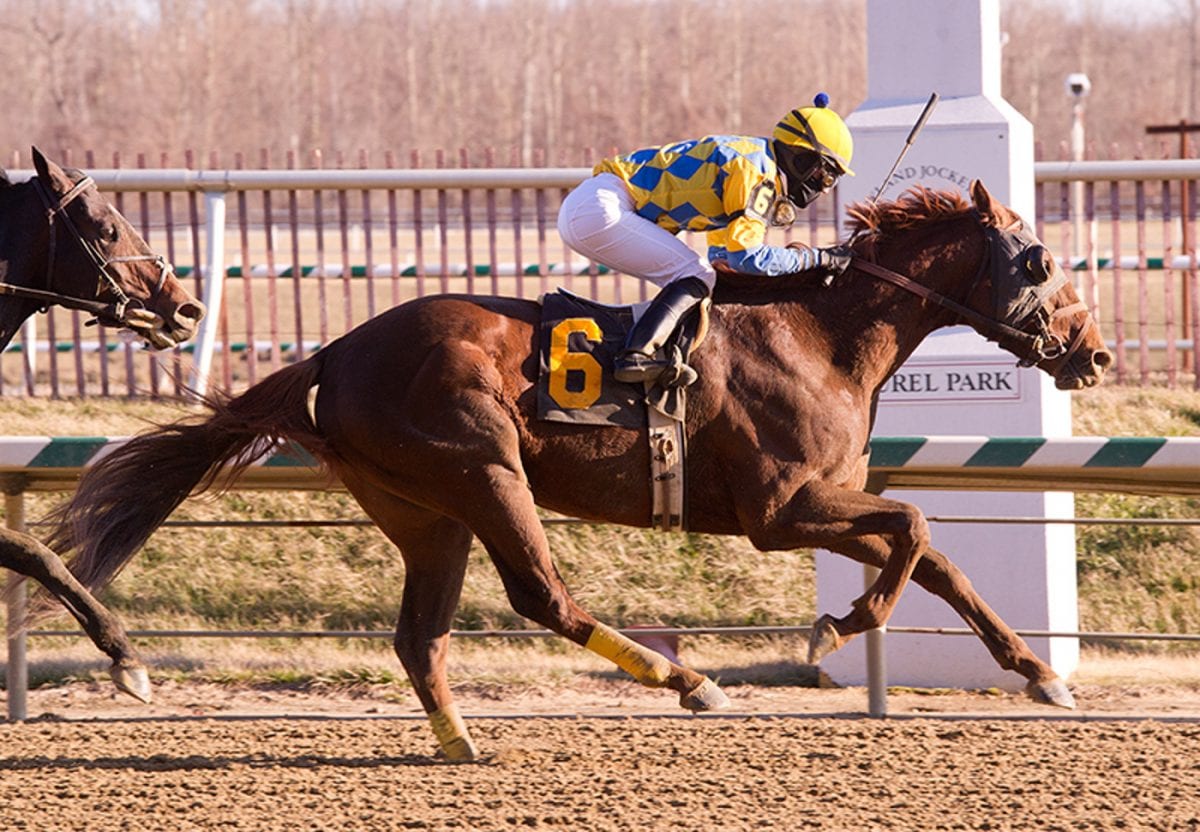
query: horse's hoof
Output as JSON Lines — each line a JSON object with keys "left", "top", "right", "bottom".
{"left": 439, "top": 736, "right": 480, "bottom": 763}
{"left": 1026, "top": 678, "right": 1076, "bottom": 709}
{"left": 679, "top": 677, "right": 730, "bottom": 712}
{"left": 111, "top": 663, "right": 152, "bottom": 704}
{"left": 806, "top": 614, "right": 844, "bottom": 664}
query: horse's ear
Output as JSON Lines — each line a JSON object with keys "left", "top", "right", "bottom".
{"left": 31, "top": 146, "right": 69, "bottom": 192}
{"left": 32, "top": 146, "right": 51, "bottom": 180}
{"left": 970, "top": 180, "right": 999, "bottom": 223}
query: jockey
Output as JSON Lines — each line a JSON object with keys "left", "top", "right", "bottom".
{"left": 557, "top": 93, "right": 856, "bottom": 386}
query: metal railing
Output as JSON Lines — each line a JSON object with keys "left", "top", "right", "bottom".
{"left": 2, "top": 156, "right": 1198, "bottom": 396}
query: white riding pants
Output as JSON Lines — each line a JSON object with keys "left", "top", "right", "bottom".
{"left": 557, "top": 173, "right": 716, "bottom": 291}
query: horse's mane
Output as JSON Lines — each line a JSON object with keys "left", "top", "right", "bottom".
{"left": 844, "top": 186, "right": 972, "bottom": 242}
{"left": 0, "top": 170, "right": 9, "bottom": 188}
{"left": 712, "top": 186, "right": 973, "bottom": 302}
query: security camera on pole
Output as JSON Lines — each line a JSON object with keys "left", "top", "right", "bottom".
{"left": 817, "top": 0, "right": 1079, "bottom": 694}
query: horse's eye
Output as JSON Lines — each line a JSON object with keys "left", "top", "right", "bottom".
{"left": 104, "top": 225, "right": 120, "bottom": 243}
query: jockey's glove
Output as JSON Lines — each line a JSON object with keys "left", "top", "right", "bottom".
{"left": 811, "top": 245, "right": 854, "bottom": 278}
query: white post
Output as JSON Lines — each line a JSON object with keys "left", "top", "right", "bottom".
{"left": 191, "top": 190, "right": 227, "bottom": 397}
{"left": 818, "top": 0, "right": 1079, "bottom": 694}
{"left": 5, "top": 491, "right": 28, "bottom": 721}
{"left": 863, "top": 565, "right": 888, "bottom": 716}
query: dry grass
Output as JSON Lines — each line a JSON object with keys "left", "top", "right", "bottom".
{"left": 1071, "top": 647, "right": 1200, "bottom": 687}
{"left": 1068, "top": 387, "right": 1200, "bottom": 641}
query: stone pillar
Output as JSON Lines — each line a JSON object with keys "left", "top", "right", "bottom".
{"left": 815, "top": 0, "right": 1079, "bottom": 690}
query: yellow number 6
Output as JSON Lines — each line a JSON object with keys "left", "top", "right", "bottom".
{"left": 549, "top": 318, "right": 603, "bottom": 409}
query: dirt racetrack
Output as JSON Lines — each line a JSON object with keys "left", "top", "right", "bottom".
{"left": 2, "top": 679, "right": 1200, "bottom": 831}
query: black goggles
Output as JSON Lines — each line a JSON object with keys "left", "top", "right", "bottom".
{"left": 778, "top": 147, "right": 841, "bottom": 208}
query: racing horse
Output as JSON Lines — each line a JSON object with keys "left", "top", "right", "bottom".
{"left": 1, "top": 148, "right": 207, "bottom": 703}
{"left": 45, "top": 181, "right": 1110, "bottom": 759}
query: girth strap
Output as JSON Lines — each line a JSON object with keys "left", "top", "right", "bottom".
{"left": 646, "top": 403, "right": 685, "bottom": 532}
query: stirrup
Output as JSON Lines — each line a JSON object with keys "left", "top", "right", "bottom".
{"left": 613, "top": 349, "right": 698, "bottom": 388}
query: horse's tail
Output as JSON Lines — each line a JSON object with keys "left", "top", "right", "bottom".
{"left": 43, "top": 353, "right": 329, "bottom": 595}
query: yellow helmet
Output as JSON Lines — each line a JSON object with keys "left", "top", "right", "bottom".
{"left": 773, "top": 93, "right": 855, "bottom": 176}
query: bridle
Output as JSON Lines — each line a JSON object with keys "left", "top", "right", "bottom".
{"left": 849, "top": 216, "right": 1096, "bottom": 371}
{"left": 0, "top": 173, "right": 172, "bottom": 327}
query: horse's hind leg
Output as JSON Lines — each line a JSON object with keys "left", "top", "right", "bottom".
{"left": 394, "top": 520, "right": 479, "bottom": 761}
{"left": 0, "top": 529, "right": 150, "bottom": 703}
{"left": 468, "top": 466, "right": 729, "bottom": 712}
{"left": 340, "top": 474, "right": 480, "bottom": 761}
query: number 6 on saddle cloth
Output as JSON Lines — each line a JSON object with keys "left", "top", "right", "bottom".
{"left": 536, "top": 289, "right": 709, "bottom": 427}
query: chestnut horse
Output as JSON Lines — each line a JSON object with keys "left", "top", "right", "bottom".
{"left": 46, "top": 181, "right": 1110, "bottom": 759}
{"left": 1, "top": 148, "right": 207, "bottom": 703}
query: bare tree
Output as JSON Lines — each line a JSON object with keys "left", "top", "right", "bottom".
{"left": 0, "top": 0, "right": 1194, "bottom": 165}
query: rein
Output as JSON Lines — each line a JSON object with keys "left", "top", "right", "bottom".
{"left": 0, "top": 174, "right": 171, "bottom": 326}
{"left": 848, "top": 228, "right": 1093, "bottom": 368}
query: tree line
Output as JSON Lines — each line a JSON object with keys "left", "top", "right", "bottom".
{"left": 0, "top": 0, "right": 1195, "bottom": 168}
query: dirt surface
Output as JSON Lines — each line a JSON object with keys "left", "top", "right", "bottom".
{"left": 3, "top": 679, "right": 1200, "bottom": 831}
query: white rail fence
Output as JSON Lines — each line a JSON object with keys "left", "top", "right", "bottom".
{"left": 4, "top": 434, "right": 1200, "bottom": 720}
{"left": 2, "top": 158, "right": 1199, "bottom": 395}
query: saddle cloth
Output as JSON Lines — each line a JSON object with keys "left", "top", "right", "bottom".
{"left": 535, "top": 289, "right": 704, "bottom": 426}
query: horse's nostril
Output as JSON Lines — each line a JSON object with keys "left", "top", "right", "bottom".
{"left": 1094, "top": 349, "right": 1114, "bottom": 371}
{"left": 175, "top": 301, "right": 207, "bottom": 325}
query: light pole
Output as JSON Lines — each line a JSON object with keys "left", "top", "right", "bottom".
{"left": 1066, "top": 72, "right": 1091, "bottom": 261}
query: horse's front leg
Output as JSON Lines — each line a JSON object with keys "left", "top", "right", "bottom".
{"left": 741, "top": 481, "right": 931, "bottom": 663}
{"left": 827, "top": 535, "right": 1075, "bottom": 708}
{"left": 0, "top": 528, "right": 150, "bottom": 703}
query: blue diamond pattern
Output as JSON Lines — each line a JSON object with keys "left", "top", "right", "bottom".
{"left": 636, "top": 201, "right": 667, "bottom": 222}
{"left": 704, "top": 142, "right": 740, "bottom": 166}
{"left": 742, "top": 148, "right": 770, "bottom": 170}
{"left": 664, "top": 153, "right": 704, "bottom": 181}
{"left": 666, "top": 202, "right": 702, "bottom": 225}
{"left": 629, "top": 165, "right": 664, "bottom": 192}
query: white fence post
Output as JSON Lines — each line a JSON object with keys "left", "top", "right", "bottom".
{"left": 863, "top": 564, "right": 888, "bottom": 716}
{"left": 191, "top": 189, "right": 228, "bottom": 397}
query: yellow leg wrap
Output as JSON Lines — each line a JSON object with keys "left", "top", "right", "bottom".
{"left": 585, "top": 623, "right": 671, "bottom": 687}
{"left": 428, "top": 704, "right": 478, "bottom": 762}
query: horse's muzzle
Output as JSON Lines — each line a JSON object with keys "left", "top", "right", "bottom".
{"left": 126, "top": 299, "right": 206, "bottom": 349}
{"left": 1054, "top": 346, "right": 1112, "bottom": 390}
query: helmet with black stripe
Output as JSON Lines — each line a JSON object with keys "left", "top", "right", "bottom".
{"left": 772, "top": 93, "right": 854, "bottom": 208}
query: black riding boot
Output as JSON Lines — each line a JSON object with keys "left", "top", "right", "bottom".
{"left": 613, "top": 277, "right": 710, "bottom": 386}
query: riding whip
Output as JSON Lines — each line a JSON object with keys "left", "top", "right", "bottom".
{"left": 868, "top": 91, "right": 940, "bottom": 205}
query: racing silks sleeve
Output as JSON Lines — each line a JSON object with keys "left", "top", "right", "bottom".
{"left": 706, "top": 157, "right": 812, "bottom": 276}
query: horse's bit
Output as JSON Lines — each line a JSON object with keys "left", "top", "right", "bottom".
{"left": 849, "top": 217, "right": 1095, "bottom": 370}
{"left": 0, "top": 173, "right": 172, "bottom": 327}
